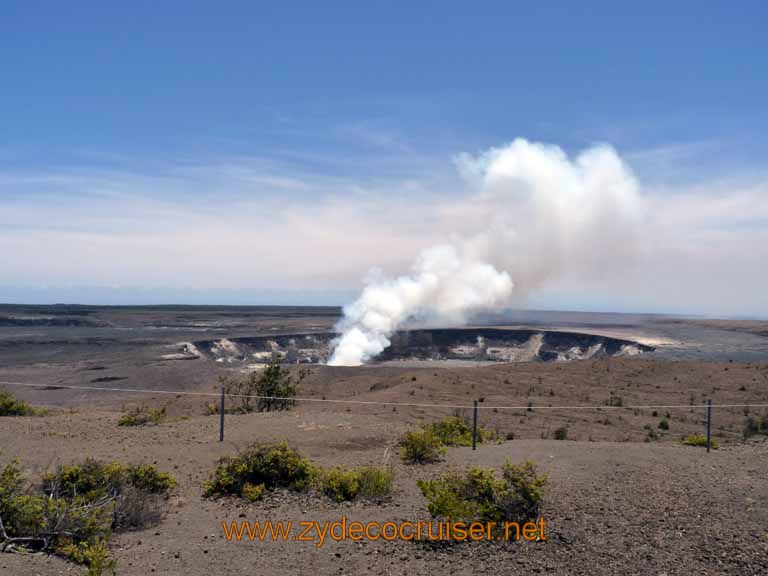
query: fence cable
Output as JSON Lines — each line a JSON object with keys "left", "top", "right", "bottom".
{"left": 2, "top": 380, "right": 767, "bottom": 411}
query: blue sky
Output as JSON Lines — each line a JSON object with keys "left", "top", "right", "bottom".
{"left": 1, "top": 2, "right": 768, "bottom": 315}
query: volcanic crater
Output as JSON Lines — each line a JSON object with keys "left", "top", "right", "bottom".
{"left": 191, "top": 327, "right": 654, "bottom": 366}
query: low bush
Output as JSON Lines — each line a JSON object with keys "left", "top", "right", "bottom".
{"left": 0, "top": 391, "right": 42, "bottom": 416}
{"left": 204, "top": 442, "right": 315, "bottom": 497}
{"left": 426, "top": 416, "right": 473, "bottom": 446}
{"left": 417, "top": 460, "right": 547, "bottom": 528}
{"left": 0, "top": 459, "right": 175, "bottom": 575}
{"left": 502, "top": 460, "right": 549, "bottom": 520}
{"left": 42, "top": 460, "right": 176, "bottom": 499}
{"left": 418, "top": 467, "right": 496, "bottom": 521}
{"left": 357, "top": 466, "right": 394, "bottom": 499}
{"left": 204, "top": 442, "right": 394, "bottom": 503}
{"left": 122, "top": 464, "right": 177, "bottom": 494}
{"left": 317, "top": 465, "right": 394, "bottom": 502}
{"left": 400, "top": 430, "right": 445, "bottom": 464}
{"left": 219, "top": 355, "right": 306, "bottom": 414}
{"left": 425, "top": 416, "right": 492, "bottom": 447}
{"left": 242, "top": 482, "right": 266, "bottom": 502}
{"left": 681, "top": 434, "right": 719, "bottom": 449}
{"left": 57, "top": 538, "right": 114, "bottom": 576}
{"left": 317, "top": 466, "right": 360, "bottom": 502}
{"left": 553, "top": 426, "right": 568, "bottom": 441}
{"left": 658, "top": 418, "right": 670, "bottom": 431}
{"left": 400, "top": 416, "right": 494, "bottom": 464}
{"left": 117, "top": 404, "right": 167, "bottom": 427}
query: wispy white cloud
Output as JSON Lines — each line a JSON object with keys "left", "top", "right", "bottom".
{"left": 1, "top": 141, "right": 767, "bottom": 316}
{"left": 334, "top": 121, "right": 413, "bottom": 153}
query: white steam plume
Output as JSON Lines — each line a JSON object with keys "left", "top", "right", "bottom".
{"left": 328, "top": 139, "right": 644, "bottom": 366}
{"left": 327, "top": 245, "right": 513, "bottom": 366}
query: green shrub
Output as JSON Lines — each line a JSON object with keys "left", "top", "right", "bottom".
{"left": 42, "top": 460, "right": 175, "bottom": 500}
{"left": 42, "top": 460, "right": 125, "bottom": 500}
{"left": 204, "top": 442, "right": 315, "bottom": 497}
{"left": 242, "top": 482, "right": 266, "bottom": 502}
{"left": 318, "top": 466, "right": 360, "bottom": 502}
{"left": 418, "top": 467, "right": 497, "bottom": 521}
{"left": 317, "top": 465, "right": 394, "bottom": 502}
{"left": 0, "top": 390, "right": 40, "bottom": 416}
{"left": 681, "top": 434, "right": 719, "bottom": 449}
{"left": 425, "top": 416, "right": 492, "bottom": 446}
{"left": 501, "top": 461, "right": 549, "bottom": 520}
{"left": 0, "top": 460, "right": 68, "bottom": 546}
{"left": 56, "top": 538, "right": 116, "bottom": 576}
{"left": 426, "top": 416, "right": 473, "bottom": 446}
{"left": 417, "top": 460, "right": 547, "bottom": 528}
{"left": 400, "top": 430, "right": 445, "bottom": 464}
{"left": 357, "top": 466, "right": 394, "bottom": 499}
{"left": 658, "top": 418, "right": 669, "bottom": 431}
{"left": 204, "top": 443, "right": 394, "bottom": 503}
{"left": 117, "top": 409, "right": 139, "bottom": 426}
{"left": 553, "top": 426, "right": 568, "bottom": 440}
{"left": 147, "top": 406, "right": 167, "bottom": 424}
{"left": 124, "top": 464, "right": 177, "bottom": 494}
{"left": 117, "top": 404, "right": 167, "bottom": 427}
{"left": 219, "top": 355, "right": 306, "bottom": 414}
{"left": 0, "top": 459, "right": 174, "bottom": 575}
{"left": 399, "top": 416, "right": 494, "bottom": 464}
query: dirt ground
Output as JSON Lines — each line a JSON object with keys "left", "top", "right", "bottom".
{"left": 2, "top": 307, "right": 768, "bottom": 574}
{"left": 2, "top": 358, "right": 768, "bottom": 575}
{"left": 9, "top": 357, "right": 767, "bottom": 445}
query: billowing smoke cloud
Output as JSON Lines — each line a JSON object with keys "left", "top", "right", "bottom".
{"left": 328, "top": 138, "right": 644, "bottom": 366}
{"left": 327, "top": 245, "right": 513, "bottom": 366}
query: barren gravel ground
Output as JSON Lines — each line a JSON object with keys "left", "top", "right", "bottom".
{"left": 3, "top": 308, "right": 768, "bottom": 574}
{"left": 2, "top": 402, "right": 767, "bottom": 576}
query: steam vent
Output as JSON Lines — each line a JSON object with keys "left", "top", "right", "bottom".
{"left": 192, "top": 328, "right": 654, "bottom": 366}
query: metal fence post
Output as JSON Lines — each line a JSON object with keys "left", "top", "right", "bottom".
{"left": 706, "top": 399, "right": 712, "bottom": 453}
{"left": 472, "top": 399, "right": 478, "bottom": 450}
{"left": 219, "top": 385, "right": 225, "bottom": 442}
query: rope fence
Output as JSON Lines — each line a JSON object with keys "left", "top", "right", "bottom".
{"left": 3, "top": 379, "right": 766, "bottom": 452}
{"left": 3, "top": 380, "right": 767, "bottom": 411}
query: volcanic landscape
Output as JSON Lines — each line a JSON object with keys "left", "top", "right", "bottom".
{"left": 1, "top": 304, "right": 767, "bottom": 575}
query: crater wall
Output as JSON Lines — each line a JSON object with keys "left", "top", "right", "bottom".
{"left": 191, "top": 328, "right": 654, "bottom": 366}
